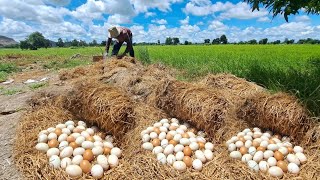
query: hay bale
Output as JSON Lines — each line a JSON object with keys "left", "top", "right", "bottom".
{"left": 237, "top": 92, "right": 311, "bottom": 140}
{"left": 59, "top": 62, "right": 105, "bottom": 80}
{"left": 69, "top": 80, "right": 135, "bottom": 139}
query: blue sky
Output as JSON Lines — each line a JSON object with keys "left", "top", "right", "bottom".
{"left": 0, "top": 0, "right": 319, "bottom": 43}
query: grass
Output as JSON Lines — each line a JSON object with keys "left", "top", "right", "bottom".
{"left": 28, "top": 82, "right": 48, "bottom": 90}
{"left": 1, "top": 88, "right": 22, "bottom": 95}
{"left": 0, "top": 63, "right": 19, "bottom": 82}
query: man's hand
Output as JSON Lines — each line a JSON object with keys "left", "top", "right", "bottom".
{"left": 117, "top": 55, "right": 124, "bottom": 59}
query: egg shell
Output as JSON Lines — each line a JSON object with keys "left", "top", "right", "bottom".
{"left": 195, "top": 150, "right": 206, "bottom": 163}
{"left": 108, "top": 154, "right": 119, "bottom": 168}
{"left": 167, "top": 154, "right": 176, "bottom": 165}
{"left": 253, "top": 151, "right": 264, "bottom": 162}
{"left": 36, "top": 143, "right": 49, "bottom": 152}
{"left": 288, "top": 162, "right": 300, "bottom": 174}
{"left": 253, "top": 132, "right": 262, "bottom": 139}
{"left": 105, "top": 135, "right": 113, "bottom": 143}
{"left": 92, "top": 146, "right": 104, "bottom": 156}
{"left": 225, "top": 140, "right": 233, "bottom": 146}
{"left": 146, "top": 126, "right": 154, "bottom": 133}
{"left": 173, "top": 134, "right": 182, "bottom": 142}
{"left": 47, "top": 148, "right": 60, "bottom": 157}
{"left": 60, "top": 146, "right": 73, "bottom": 158}
{"left": 228, "top": 143, "right": 236, "bottom": 152}
{"left": 93, "top": 135, "right": 102, "bottom": 142}
{"left": 205, "top": 142, "right": 214, "bottom": 151}
{"left": 61, "top": 157, "right": 72, "bottom": 169}
{"left": 295, "top": 152, "right": 307, "bottom": 164}
{"left": 91, "top": 164, "right": 104, "bottom": 178}
{"left": 103, "top": 141, "right": 114, "bottom": 149}
{"left": 158, "top": 132, "right": 167, "bottom": 140}
{"left": 261, "top": 136, "right": 269, "bottom": 141}
{"left": 197, "top": 136, "right": 206, "bottom": 143}
{"left": 47, "top": 127, "right": 55, "bottom": 133}
{"left": 152, "top": 146, "right": 164, "bottom": 155}
{"left": 57, "top": 123, "right": 66, "bottom": 129}
{"left": 278, "top": 147, "right": 288, "bottom": 156}
{"left": 293, "top": 146, "right": 303, "bottom": 153}
{"left": 176, "top": 151, "right": 185, "bottom": 161}
{"left": 57, "top": 141, "right": 68, "bottom": 151}
{"left": 49, "top": 155, "right": 61, "bottom": 169}
{"left": 157, "top": 153, "right": 167, "bottom": 164}
{"left": 164, "top": 144, "right": 174, "bottom": 155}
{"left": 94, "top": 141, "right": 104, "bottom": 147}
{"left": 154, "top": 122, "right": 162, "bottom": 127}
{"left": 230, "top": 151, "right": 242, "bottom": 159}
{"left": 66, "top": 165, "right": 82, "bottom": 177}
{"left": 79, "top": 160, "right": 91, "bottom": 173}
{"left": 237, "top": 132, "right": 245, "bottom": 137}
{"left": 253, "top": 127, "right": 261, "bottom": 132}
{"left": 48, "top": 139, "right": 59, "bottom": 148}
{"left": 39, "top": 130, "right": 49, "bottom": 136}
{"left": 277, "top": 160, "right": 288, "bottom": 172}
{"left": 152, "top": 139, "right": 161, "bottom": 147}
{"left": 73, "top": 147, "right": 85, "bottom": 156}
{"left": 183, "top": 146, "right": 192, "bottom": 156}
{"left": 179, "top": 125, "right": 187, "bottom": 131}
{"left": 187, "top": 132, "right": 196, "bottom": 138}
{"left": 246, "top": 132, "right": 253, "bottom": 137}
{"left": 82, "top": 141, "right": 94, "bottom": 149}
{"left": 274, "top": 151, "right": 284, "bottom": 161}
{"left": 287, "top": 154, "right": 300, "bottom": 165}
{"left": 263, "top": 150, "right": 274, "bottom": 159}
{"left": 260, "top": 140, "right": 269, "bottom": 148}
{"left": 95, "top": 155, "right": 109, "bottom": 171}
{"left": 174, "top": 144, "right": 184, "bottom": 153}
{"left": 243, "top": 135, "right": 252, "bottom": 141}
{"left": 81, "top": 131, "right": 90, "bottom": 138}
{"left": 48, "top": 133, "right": 57, "bottom": 140}
{"left": 150, "top": 132, "right": 158, "bottom": 139}
{"left": 163, "top": 123, "right": 170, "bottom": 129}
{"left": 267, "top": 144, "right": 279, "bottom": 151}
{"left": 161, "top": 139, "right": 169, "bottom": 148}
{"left": 189, "top": 137, "right": 197, "bottom": 143}
{"left": 183, "top": 156, "right": 192, "bottom": 167}
{"left": 248, "top": 147, "right": 256, "bottom": 156}
{"left": 67, "top": 125, "right": 75, "bottom": 131}
{"left": 248, "top": 160, "right": 259, "bottom": 172}
{"left": 267, "top": 157, "right": 277, "bottom": 167}
{"left": 204, "top": 149, "right": 214, "bottom": 161}
{"left": 160, "top": 119, "right": 169, "bottom": 124}
{"left": 171, "top": 118, "right": 179, "bottom": 123}
{"left": 230, "top": 136, "right": 238, "bottom": 143}
{"left": 142, "top": 142, "right": 153, "bottom": 150}
{"left": 239, "top": 147, "right": 248, "bottom": 155}
{"left": 140, "top": 130, "right": 148, "bottom": 137}
{"left": 70, "top": 133, "right": 80, "bottom": 139}
{"left": 242, "top": 128, "right": 251, "bottom": 134}
{"left": 173, "top": 161, "right": 186, "bottom": 171}
{"left": 58, "top": 134, "right": 68, "bottom": 142}
{"left": 190, "top": 142, "right": 199, "bottom": 151}
{"left": 244, "top": 140, "right": 252, "bottom": 148}
{"left": 160, "top": 127, "right": 168, "bottom": 134}
{"left": 259, "top": 161, "right": 269, "bottom": 172}
{"left": 268, "top": 166, "right": 284, "bottom": 178}
{"left": 38, "top": 134, "right": 48, "bottom": 143}
{"left": 235, "top": 141, "right": 244, "bottom": 148}
{"left": 193, "top": 159, "right": 203, "bottom": 171}
{"left": 241, "top": 154, "right": 253, "bottom": 162}
{"left": 83, "top": 149, "right": 94, "bottom": 161}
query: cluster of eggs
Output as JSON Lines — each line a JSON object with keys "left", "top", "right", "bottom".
{"left": 35, "top": 120, "right": 122, "bottom": 178}
{"left": 141, "top": 118, "right": 214, "bottom": 171}
{"left": 226, "top": 127, "right": 307, "bottom": 178}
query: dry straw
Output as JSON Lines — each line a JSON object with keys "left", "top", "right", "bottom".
{"left": 59, "top": 62, "right": 105, "bottom": 81}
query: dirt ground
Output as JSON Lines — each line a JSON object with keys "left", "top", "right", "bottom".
{"left": 0, "top": 71, "right": 70, "bottom": 180}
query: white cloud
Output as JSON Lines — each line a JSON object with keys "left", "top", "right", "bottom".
{"left": 145, "top": 12, "right": 156, "bottom": 18}
{"left": 294, "top": 15, "right": 311, "bottom": 22}
{"left": 107, "top": 14, "right": 132, "bottom": 24}
{"left": 208, "top": 20, "right": 228, "bottom": 31}
{"left": 152, "top": 19, "right": 167, "bottom": 25}
{"left": 130, "top": 0, "right": 183, "bottom": 13}
{"left": 184, "top": 1, "right": 233, "bottom": 16}
{"left": 43, "top": 0, "right": 71, "bottom": 6}
{"left": 257, "top": 17, "right": 271, "bottom": 22}
{"left": 0, "top": 18, "right": 34, "bottom": 40}
{"left": 219, "top": 2, "right": 268, "bottom": 20}
{"left": 180, "top": 16, "right": 189, "bottom": 25}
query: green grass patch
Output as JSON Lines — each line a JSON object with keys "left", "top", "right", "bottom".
{"left": 2, "top": 88, "right": 22, "bottom": 95}
{"left": 0, "top": 63, "right": 19, "bottom": 81}
{"left": 28, "top": 82, "right": 48, "bottom": 90}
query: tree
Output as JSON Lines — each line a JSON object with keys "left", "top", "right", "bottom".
{"left": 212, "top": 38, "right": 220, "bottom": 44}
{"left": 184, "top": 40, "right": 189, "bottom": 45}
{"left": 259, "top": 38, "right": 268, "bottom": 44}
{"left": 204, "top": 39, "right": 210, "bottom": 44}
{"left": 44, "top": 39, "right": 51, "bottom": 48}
{"left": 165, "top": 37, "right": 173, "bottom": 45}
{"left": 272, "top": 40, "right": 281, "bottom": 44}
{"left": 100, "top": 41, "right": 106, "bottom": 46}
{"left": 89, "top": 39, "right": 98, "bottom": 46}
{"left": 157, "top": 40, "right": 160, "bottom": 45}
{"left": 248, "top": 39, "right": 257, "bottom": 44}
{"left": 57, "top": 38, "right": 64, "bottom": 47}
{"left": 20, "top": 40, "right": 30, "bottom": 50}
{"left": 244, "top": 0, "right": 320, "bottom": 22}
{"left": 220, "top": 35, "right": 228, "bottom": 44}
{"left": 71, "top": 39, "right": 79, "bottom": 46}
{"left": 28, "top": 32, "right": 46, "bottom": 49}
{"left": 173, "top": 37, "right": 180, "bottom": 45}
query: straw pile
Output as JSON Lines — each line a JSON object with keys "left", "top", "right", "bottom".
{"left": 68, "top": 79, "right": 135, "bottom": 139}
{"left": 59, "top": 62, "right": 105, "bottom": 81}
{"left": 237, "top": 92, "right": 311, "bottom": 140}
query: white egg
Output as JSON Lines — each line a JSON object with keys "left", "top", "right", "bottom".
{"left": 267, "top": 157, "right": 277, "bottom": 166}
{"left": 273, "top": 138, "right": 281, "bottom": 144}
{"left": 205, "top": 142, "right": 214, "bottom": 151}
{"left": 189, "top": 137, "right": 197, "bottom": 143}
{"left": 293, "top": 146, "right": 303, "bottom": 153}
{"left": 48, "top": 133, "right": 57, "bottom": 140}
{"left": 253, "top": 151, "right": 264, "bottom": 162}
{"left": 36, "top": 143, "right": 49, "bottom": 152}
{"left": 237, "top": 132, "right": 245, "bottom": 137}
{"left": 160, "top": 119, "right": 169, "bottom": 124}
{"left": 230, "top": 151, "right": 242, "bottom": 159}
{"left": 142, "top": 142, "right": 154, "bottom": 151}
{"left": 82, "top": 141, "right": 94, "bottom": 149}
{"left": 230, "top": 136, "right": 238, "bottom": 143}
{"left": 283, "top": 142, "right": 292, "bottom": 148}
{"left": 248, "top": 147, "right": 256, "bottom": 156}
{"left": 60, "top": 157, "right": 72, "bottom": 169}
{"left": 246, "top": 132, "right": 253, "bottom": 137}
{"left": 161, "top": 139, "right": 169, "bottom": 148}
{"left": 58, "top": 141, "right": 69, "bottom": 151}
{"left": 288, "top": 162, "right": 300, "bottom": 174}
{"left": 94, "top": 141, "right": 104, "bottom": 147}
{"left": 72, "top": 155, "right": 83, "bottom": 165}
{"left": 150, "top": 132, "right": 158, "bottom": 139}
{"left": 259, "top": 161, "right": 269, "bottom": 172}
{"left": 263, "top": 150, "right": 274, "bottom": 159}
{"left": 253, "top": 132, "right": 262, "bottom": 138}
{"left": 197, "top": 136, "right": 206, "bottom": 143}
{"left": 92, "top": 146, "right": 104, "bottom": 156}
{"left": 49, "top": 155, "right": 60, "bottom": 169}
{"left": 187, "top": 132, "right": 196, "bottom": 138}
{"left": 164, "top": 144, "right": 174, "bottom": 155}
{"left": 38, "top": 134, "right": 48, "bottom": 143}
{"left": 267, "top": 144, "right": 279, "bottom": 151}
{"left": 76, "top": 125, "right": 86, "bottom": 131}
{"left": 77, "top": 121, "right": 86, "bottom": 127}
{"left": 190, "top": 142, "right": 199, "bottom": 151}
{"left": 253, "top": 138, "right": 262, "bottom": 144}
{"left": 73, "top": 147, "right": 85, "bottom": 156}
{"left": 58, "top": 134, "right": 68, "bottom": 142}
{"left": 268, "top": 166, "right": 283, "bottom": 178}
{"left": 71, "top": 133, "right": 81, "bottom": 139}
{"left": 110, "top": 147, "right": 122, "bottom": 158}
{"left": 47, "top": 148, "right": 60, "bottom": 157}
{"left": 86, "top": 128, "right": 94, "bottom": 135}
{"left": 235, "top": 141, "right": 244, "bottom": 148}
{"left": 62, "top": 128, "right": 71, "bottom": 135}
{"left": 168, "top": 130, "right": 177, "bottom": 136}
{"left": 167, "top": 154, "right": 176, "bottom": 165}
{"left": 93, "top": 135, "right": 102, "bottom": 142}
{"left": 193, "top": 159, "right": 203, "bottom": 171}
{"left": 146, "top": 126, "right": 154, "bottom": 133}
{"left": 47, "top": 127, "right": 55, "bottom": 133}
{"left": 180, "top": 138, "right": 190, "bottom": 146}
{"left": 171, "top": 118, "right": 179, "bottom": 123}
{"left": 154, "top": 122, "right": 162, "bottom": 128}
{"left": 278, "top": 147, "right": 288, "bottom": 156}
{"left": 158, "top": 132, "right": 167, "bottom": 140}
{"left": 242, "top": 128, "right": 251, "bottom": 134}
{"left": 253, "top": 127, "right": 261, "bottom": 132}
{"left": 204, "top": 149, "right": 214, "bottom": 161}
{"left": 108, "top": 154, "right": 119, "bottom": 168}
{"left": 140, "top": 130, "right": 148, "bottom": 137}
{"left": 264, "top": 132, "right": 272, "bottom": 137}
{"left": 174, "top": 144, "right": 184, "bottom": 153}
{"left": 261, "top": 136, "right": 269, "bottom": 141}
{"left": 157, "top": 153, "right": 167, "bottom": 164}
{"left": 163, "top": 123, "right": 170, "bottom": 129}
{"left": 171, "top": 122, "right": 179, "bottom": 128}
{"left": 80, "top": 131, "right": 90, "bottom": 138}
{"left": 248, "top": 160, "right": 259, "bottom": 172}
{"left": 173, "top": 161, "right": 186, "bottom": 171}
{"left": 159, "top": 126, "right": 168, "bottom": 133}
{"left": 282, "top": 136, "right": 290, "bottom": 142}
{"left": 103, "top": 141, "right": 114, "bottom": 149}
{"left": 91, "top": 164, "right": 104, "bottom": 178}
{"left": 244, "top": 140, "right": 252, "bottom": 148}
{"left": 105, "top": 135, "right": 113, "bottom": 143}
{"left": 173, "top": 134, "right": 182, "bottom": 142}
{"left": 56, "top": 123, "right": 66, "bottom": 129}
{"left": 66, "top": 165, "right": 82, "bottom": 177}
{"left": 152, "top": 146, "right": 164, "bottom": 155}
{"left": 197, "top": 131, "right": 206, "bottom": 137}
{"left": 244, "top": 135, "right": 252, "bottom": 141}
{"left": 287, "top": 154, "right": 300, "bottom": 165}
{"left": 175, "top": 151, "right": 184, "bottom": 161}
{"left": 225, "top": 140, "right": 233, "bottom": 146}
{"left": 60, "top": 146, "right": 73, "bottom": 158}
{"left": 67, "top": 125, "right": 75, "bottom": 131}
{"left": 65, "top": 120, "right": 75, "bottom": 126}
{"left": 241, "top": 154, "right": 252, "bottom": 162}
{"left": 97, "top": 155, "right": 109, "bottom": 170}
{"left": 276, "top": 142, "right": 284, "bottom": 148}
{"left": 295, "top": 152, "right": 307, "bottom": 164}
{"left": 228, "top": 143, "right": 237, "bottom": 152}
{"left": 195, "top": 150, "right": 206, "bottom": 163}
{"left": 179, "top": 125, "right": 187, "bottom": 131}
{"left": 260, "top": 140, "right": 269, "bottom": 148}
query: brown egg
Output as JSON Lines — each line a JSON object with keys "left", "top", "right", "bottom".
{"left": 252, "top": 141, "right": 260, "bottom": 148}
{"left": 69, "top": 142, "right": 78, "bottom": 149}
{"left": 257, "top": 146, "right": 266, "bottom": 152}
{"left": 54, "top": 128, "right": 62, "bottom": 136}
{"left": 277, "top": 160, "right": 288, "bottom": 172}
{"left": 169, "top": 140, "right": 178, "bottom": 146}
{"left": 80, "top": 160, "right": 92, "bottom": 173}
{"left": 268, "top": 140, "right": 276, "bottom": 144}
{"left": 239, "top": 147, "right": 248, "bottom": 155}
{"left": 48, "top": 139, "right": 59, "bottom": 148}
{"left": 67, "top": 136, "right": 75, "bottom": 143}
{"left": 288, "top": 147, "right": 294, "bottom": 153}
{"left": 169, "top": 125, "right": 178, "bottom": 131}
{"left": 83, "top": 149, "right": 94, "bottom": 161}
{"left": 104, "top": 147, "right": 111, "bottom": 155}
{"left": 273, "top": 134, "right": 282, "bottom": 139}
{"left": 183, "top": 156, "right": 192, "bottom": 167}
{"left": 182, "top": 133, "right": 190, "bottom": 138}
{"left": 166, "top": 134, "right": 173, "bottom": 141}
{"left": 73, "top": 128, "right": 81, "bottom": 133}
{"left": 152, "top": 139, "right": 161, "bottom": 147}
{"left": 86, "top": 136, "right": 95, "bottom": 142}
{"left": 274, "top": 151, "right": 284, "bottom": 161}
{"left": 189, "top": 128, "right": 197, "bottom": 134}
{"left": 238, "top": 136, "right": 246, "bottom": 143}
{"left": 183, "top": 146, "right": 192, "bottom": 156}
{"left": 97, "top": 132, "right": 106, "bottom": 139}
{"left": 198, "top": 142, "right": 205, "bottom": 150}
{"left": 154, "top": 128, "right": 161, "bottom": 134}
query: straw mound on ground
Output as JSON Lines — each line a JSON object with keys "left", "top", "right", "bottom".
{"left": 59, "top": 62, "right": 105, "bottom": 80}
{"left": 237, "top": 92, "right": 311, "bottom": 141}
{"left": 68, "top": 79, "right": 135, "bottom": 139}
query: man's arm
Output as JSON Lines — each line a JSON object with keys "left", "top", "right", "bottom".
{"left": 105, "top": 37, "right": 112, "bottom": 53}
{"left": 121, "top": 34, "right": 133, "bottom": 56}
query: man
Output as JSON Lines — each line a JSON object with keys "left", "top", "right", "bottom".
{"left": 104, "top": 26, "right": 134, "bottom": 59}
